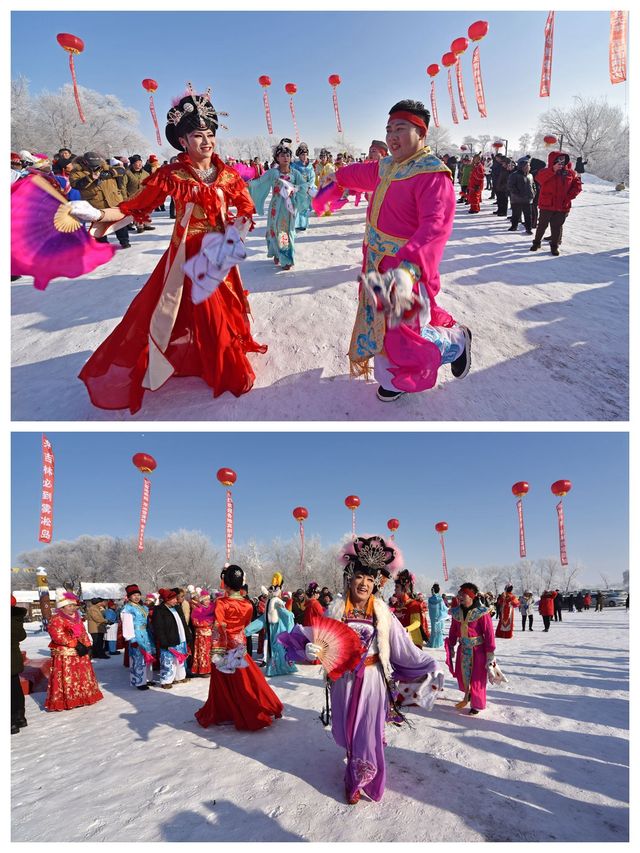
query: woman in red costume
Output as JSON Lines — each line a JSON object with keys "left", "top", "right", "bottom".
{"left": 393, "top": 570, "right": 425, "bottom": 647}
{"left": 44, "top": 592, "right": 104, "bottom": 711}
{"left": 190, "top": 589, "right": 214, "bottom": 677}
{"left": 302, "top": 581, "right": 325, "bottom": 626}
{"left": 71, "top": 84, "right": 266, "bottom": 414}
{"left": 195, "top": 565, "right": 282, "bottom": 731}
{"left": 495, "top": 584, "right": 520, "bottom": 639}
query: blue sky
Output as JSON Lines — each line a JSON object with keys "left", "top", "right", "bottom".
{"left": 11, "top": 432, "right": 628, "bottom": 584}
{"left": 11, "top": 10, "right": 628, "bottom": 153}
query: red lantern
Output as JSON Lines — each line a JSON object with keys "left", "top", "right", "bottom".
{"left": 132, "top": 453, "right": 156, "bottom": 552}
{"left": 460, "top": 144, "right": 468, "bottom": 151}
{"left": 292, "top": 506, "right": 308, "bottom": 522}
{"left": 132, "top": 452, "right": 157, "bottom": 473}
{"left": 427, "top": 63, "right": 440, "bottom": 77}
{"left": 512, "top": 481, "right": 529, "bottom": 498}
{"left": 543, "top": 134, "right": 558, "bottom": 146}
{"left": 56, "top": 33, "right": 86, "bottom": 123}
{"left": 344, "top": 495, "right": 360, "bottom": 510}
{"left": 468, "top": 20, "right": 489, "bottom": 42}
{"left": 492, "top": 141, "right": 504, "bottom": 149}
{"left": 285, "top": 83, "right": 297, "bottom": 95}
{"left": 387, "top": 518, "right": 400, "bottom": 533}
{"left": 442, "top": 52, "right": 457, "bottom": 67}
{"left": 328, "top": 75, "right": 343, "bottom": 133}
{"left": 258, "top": 76, "right": 273, "bottom": 133}
{"left": 435, "top": 521, "right": 449, "bottom": 534}
{"left": 216, "top": 467, "right": 237, "bottom": 487}
{"left": 451, "top": 37, "right": 469, "bottom": 56}
{"left": 551, "top": 480, "right": 572, "bottom": 497}
{"left": 142, "top": 79, "right": 162, "bottom": 146}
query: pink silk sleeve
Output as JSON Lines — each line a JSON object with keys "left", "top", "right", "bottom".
{"left": 335, "top": 161, "right": 380, "bottom": 194}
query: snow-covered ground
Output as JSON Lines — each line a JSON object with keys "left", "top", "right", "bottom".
{"left": 11, "top": 175, "right": 628, "bottom": 421}
{"left": 12, "top": 607, "right": 629, "bottom": 842}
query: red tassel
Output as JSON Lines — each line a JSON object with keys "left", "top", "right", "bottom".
{"left": 68, "top": 54, "right": 86, "bottom": 123}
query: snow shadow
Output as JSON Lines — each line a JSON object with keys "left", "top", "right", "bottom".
{"left": 244, "top": 263, "right": 358, "bottom": 295}
{"left": 158, "top": 801, "right": 304, "bottom": 842}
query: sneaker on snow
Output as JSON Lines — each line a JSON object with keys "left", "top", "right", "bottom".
{"left": 376, "top": 386, "right": 405, "bottom": 402}
{"left": 451, "top": 326, "right": 472, "bottom": 379}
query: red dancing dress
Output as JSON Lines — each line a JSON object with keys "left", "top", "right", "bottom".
{"left": 190, "top": 604, "right": 214, "bottom": 675}
{"left": 302, "top": 597, "right": 325, "bottom": 627}
{"left": 44, "top": 613, "right": 104, "bottom": 711}
{"left": 496, "top": 592, "right": 520, "bottom": 639}
{"left": 195, "top": 593, "right": 282, "bottom": 731}
{"left": 78, "top": 153, "right": 267, "bottom": 413}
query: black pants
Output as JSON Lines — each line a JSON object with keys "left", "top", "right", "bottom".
{"left": 169, "top": 197, "right": 176, "bottom": 218}
{"left": 542, "top": 615, "right": 551, "bottom": 631}
{"left": 533, "top": 209, "right": 568, "bottom": 248}
{"left": 554, "top": 608, "right": 562, "bottom": 622}
{"left": 96, "top": 224, "right": 130, "bottom": 247}
{"left": 11, "top": 674, "right": 26, "bottom": 723}
{"left": 511, "top": 202, "right": 532, "bottom": 231}
{"left": 91, "top": 632, "right": 107, "bottom": 656}
{"left": 485, "top": 174, "right": 492, "bottom": 190}
{"left": 521, "top": 614, "right": 533, "bottom": 630}
{"left": 496, "top": 190, "right": 509, "bottom": 215}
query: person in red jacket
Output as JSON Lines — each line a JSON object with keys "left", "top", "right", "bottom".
{"left": 302, "top": 582, "right": 324, "bottom": 626}
{"left": 467, "top": 154, "right": 485, "bottom": 214}
{"left": 495, "top": 585, "right": 520, "bottom": 638}
{"left": 583, "top": 592, "right": 592, "bottom": 611}
{"left": 538, "top": 590, "right": 558, "bottom": 631}
{"left": 530, "top": 151, "right": 582, "bottom": 256}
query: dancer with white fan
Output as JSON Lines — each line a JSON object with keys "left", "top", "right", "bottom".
{"left": 279, "top": 534, "right": 444, "bottom": 805}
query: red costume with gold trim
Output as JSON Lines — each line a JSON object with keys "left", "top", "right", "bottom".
{"left": 393, "top": 593, "right": 424, "bottom": 647}
{"left": 78, "top": 152, "right": 267, "bottom": 413}
{"left": 44, "top": 613, "right": 104, "bottom": 711}
{"left": 496, "top": 591, "right": 520, "bottom": 639}
{"left": 195, "top": 592, "right": 282, "bottom": 730}
{"left": 190, "top": 603, "right": 214, "bottom": 675}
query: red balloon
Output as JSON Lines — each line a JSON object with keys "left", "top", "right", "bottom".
{"left": 543, "top": 134, "right": 558, "bottom": 145}
{"left": 293, "top": 506, "right": 308, "bottom": 522}
{"left": 57, "top": 33, "right": 85, "bottom": 54}
{"left": 512, "top": 481, "right": 530, "bottom": 498}
{"left": 426, "top": 63, "right": 440, "bottom": 77}
{"left": 258, "top": 75, "right": 272, "bottom": 87}
{"left": 216, "top": 467, "right": 237, "bottom": 487}
{"left": 328, "top": 74, "right": 341, "bottom": 87}
{"left": 285, "top": 83, "right": 297, "bottom": 95}
{"left": 387, "top": 518, "right": 400, "bottom": 532}
{"left": 344, "top": 495, "right": 360, "bottom": 510}
{"left": 132, "top": 453, "right": 157, "bottom": 473}
{"left": 435, "top": 521, "right": 449, "bottom": 534}
{"left": 451, "top": 37, "right": 469, "bottom": 55}
{"left": 468, "top": 20, "right": 489, "bottom": 42}
{"left": 551, "top": 480, "right": 572, "bottom": 497}
{"left": 142, "top": 78, "right": 158, "bottom": 93}
{"left": 441, "top": 52, "right": 457, "bottom": 67}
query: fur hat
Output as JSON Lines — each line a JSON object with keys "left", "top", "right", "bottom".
{"left": 158, "top": 588, "right": 178, "bottom": 603}
{"left": 125, "top": 584, "right": 141, "bottom": 598}
{"left": 57, "top": 592, "right": 81, "bottom": 609}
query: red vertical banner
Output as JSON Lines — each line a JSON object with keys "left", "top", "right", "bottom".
{"left": 609, "top": 11, "right": 628, "bottom": 84}
{"left": 149, "top": 95, "right": 162, "bottom": 146}
{"left": 430, "top": 80, "right": 440, "bottom": 128}
{"left": 225, "top": 490, "right": 234, "bottom": 562}
{"left": 38, "top": 435, "right": 55, "bottom": 543}
{"left": 556, "top": 500, "right": 568, "bottom": 565}
{"left": 289, "top": 98, "right": 300, "bottom": 143}
{"left": 472, "top": 46, "right": 488, "bottom": 117}
{"left": 263, "top": 89, "right": 273, "bottom": 134}
{"left": 439, "top": 534, "right": 449, "bottom": 582}
{"left": 332, "top": 88, "right": 343, "bottom": 133}
{"left": 68, "top": 53, "right": 86, "bottom": 124}
{"left": 516, "top": 498, "right": 527, "bottom": 558}
{"left": 456, "top": 60, "right": 469, "bottom": 120}
{"left": 447, "top": 68, "right": 459, "bottom": 124}
{"left": 137, "top": 477, "right": 151, "bottom": 552}
{"left": 299, "top": 522, "right": 305, "bottom": 568}
{"left": 540, "top": 11, "right": 555, "bottom": 97}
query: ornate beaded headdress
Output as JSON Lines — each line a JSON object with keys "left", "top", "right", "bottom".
{"left": 340, "top": 535, "right": 403, "bottom": 583}
{"left": 167, "top": 81, "right": 229, "bottom": 130}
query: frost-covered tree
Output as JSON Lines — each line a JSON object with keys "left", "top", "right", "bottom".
{"left": 11, "top": 77, "right": 152, "bottom": 157}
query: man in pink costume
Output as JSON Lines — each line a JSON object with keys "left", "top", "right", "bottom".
{"left": 332, "top": 99, "right": 472, "bottom": 402}
{"left": 445, "top": 582, "right": 496, "bottom": 715}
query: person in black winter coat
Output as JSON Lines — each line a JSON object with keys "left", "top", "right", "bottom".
{"left": 151, "top": 589, "right": 194, "bottom": 687}
{"left": 575, "top": 156, "right": 587, "bottom": 174}
{"left": 553, "top": 590, "right": 564, "bottom": 622}
{"left": 11, "top": 597, "right": 28, "bottom": 734}
{"left": 507, "top": 157, "right": 535, "bottom": 233}
{"left": 494, "top": 158, "right": 513, "bottom": 216}
{"left": 529, "top": 157, "right": 546, "bottom": 228}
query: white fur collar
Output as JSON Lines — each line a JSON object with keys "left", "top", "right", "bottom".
{"left": 326, "top": 597, "right": 393, "bottom": 680}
